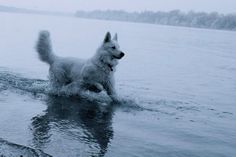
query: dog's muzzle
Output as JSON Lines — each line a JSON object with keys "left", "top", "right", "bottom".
{"left": 113, "top": 52, "right": 125, "bottom": 59}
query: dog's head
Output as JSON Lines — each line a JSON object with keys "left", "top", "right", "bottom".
{"left": 102, "top": 32, "right": 125, "bottom": 60}
{"left": 95, "top": 32, "right": 125, "bottom": 71}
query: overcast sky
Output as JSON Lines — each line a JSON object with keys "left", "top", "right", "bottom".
{"left": 0, "top": 0, "right": 235, "bottom": 13}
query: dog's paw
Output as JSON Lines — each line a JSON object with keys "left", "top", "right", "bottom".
{"left": 87, "top": 83, "right": 104, "bottom": 93}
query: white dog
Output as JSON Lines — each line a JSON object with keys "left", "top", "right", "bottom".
{"left": 36, "top": 31, "right": 125, "bottom": 102}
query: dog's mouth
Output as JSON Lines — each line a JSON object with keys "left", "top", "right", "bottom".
{"left": 113, "top": 52, "right": 125, "bottom": 59}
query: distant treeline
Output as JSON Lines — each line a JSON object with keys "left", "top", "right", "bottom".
{"left": 0, "top": 5, "right": 71, "bottom": 17}
{"left": 75, "top": 10, "right": 236, "bottom": 31}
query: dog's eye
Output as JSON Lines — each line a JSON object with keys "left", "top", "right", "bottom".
{"left": 111, "top": 46, "right": 116, "bottom": 49}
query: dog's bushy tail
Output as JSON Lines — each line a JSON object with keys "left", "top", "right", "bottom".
{"left": 36, "top": 30, "right": 55, "bottom": 64}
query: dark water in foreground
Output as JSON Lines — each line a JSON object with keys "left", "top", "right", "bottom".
{"left": 0, "top": 69, "right": 235, "bottom": 157}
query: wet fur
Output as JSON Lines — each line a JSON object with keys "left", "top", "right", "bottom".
{"left": 36, "top": 31, "right": 125, "bottom": 101}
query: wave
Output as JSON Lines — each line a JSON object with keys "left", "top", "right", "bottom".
{"left": 0, "top": 138, "right": 51, "bottom": 157}
{"left": 0, "top": 70, "right": 48, "bottom": 93}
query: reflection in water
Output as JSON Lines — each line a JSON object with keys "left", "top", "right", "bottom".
{"left": 31, "top": 96, "right": 116, "bottom": 156}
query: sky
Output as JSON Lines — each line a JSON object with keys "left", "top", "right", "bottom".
{"left": 0, "top": 0, "right": 235, "bottom": 13}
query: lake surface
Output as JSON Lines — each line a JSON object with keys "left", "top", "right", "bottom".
{"left": 0, "top": 12, "right": 236, "bottom": 157}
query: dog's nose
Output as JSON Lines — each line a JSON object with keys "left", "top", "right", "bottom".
{"left": 120, "top": 52, "right": 125, "bottom": 58}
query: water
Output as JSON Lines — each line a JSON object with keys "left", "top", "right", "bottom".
{"left": 0, "top": 12, "right": 236, "bottom": 157}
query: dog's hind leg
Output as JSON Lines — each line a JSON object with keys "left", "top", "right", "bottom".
{"left": 48, "top": 68, "right": 73, "bottom": 94}
{"left": 60, "top": 81, "right": 81, "bottom": 96}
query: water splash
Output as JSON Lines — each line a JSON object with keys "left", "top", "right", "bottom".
{"left": 0, "top": 69, "right": 201, "bottom": 116}
{"left": 0, "top": 70, "right": 111, "bottom": 103}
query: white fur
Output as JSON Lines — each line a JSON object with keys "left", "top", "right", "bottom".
{"left": 36, "top": 31, "right": 125, "bottom": 101}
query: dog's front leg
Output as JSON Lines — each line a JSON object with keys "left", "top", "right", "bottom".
{"left": 104, "top": 80, "right": 120, "bottom": 103}
{"left": 93, "top": 83, "right": 104, "bottom": 93}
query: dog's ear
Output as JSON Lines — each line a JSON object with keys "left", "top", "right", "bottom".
{"left": 104, "top": 32, "right": 111, "bottom": 43}
{"left": 113, "top": 33, "right": 118, "bottom": 41}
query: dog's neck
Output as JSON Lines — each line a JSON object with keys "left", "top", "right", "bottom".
{"left": 92, "top": 55, "right": 116, "bottom": 73}
{"left": 107, "top": 64, "right": 114, "bottom": 71}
